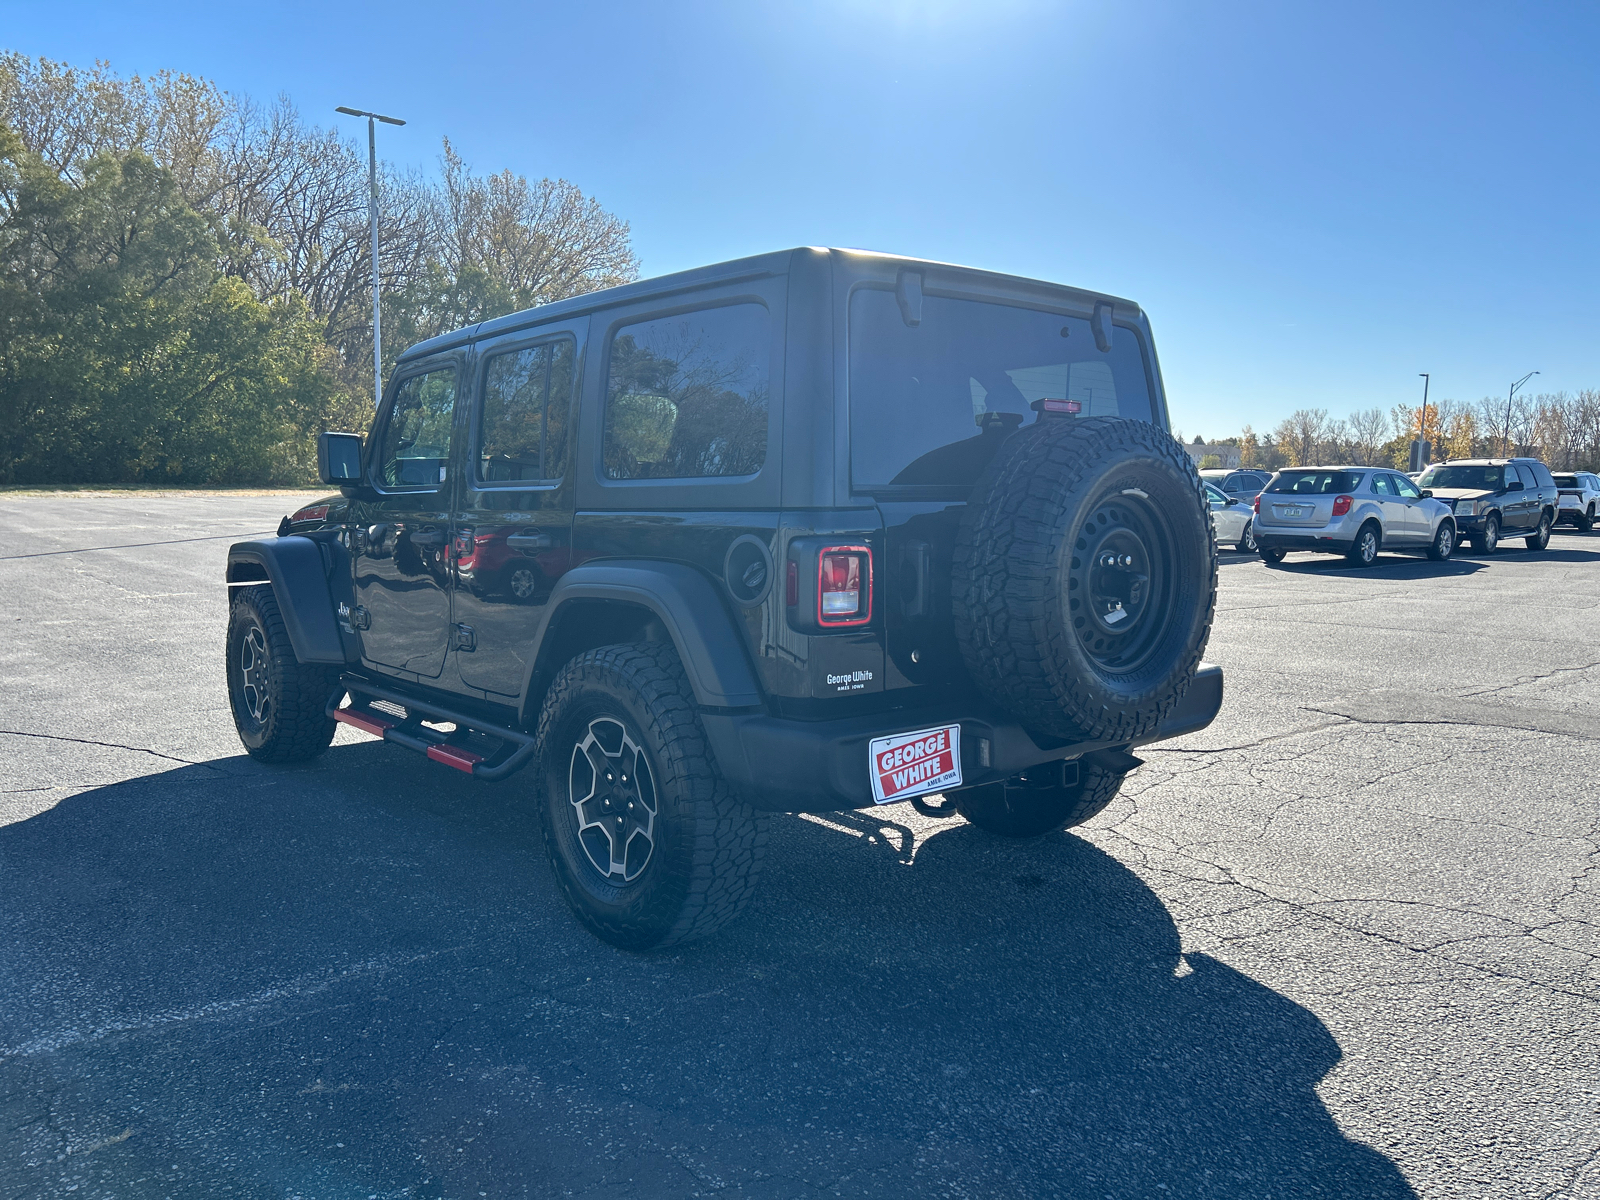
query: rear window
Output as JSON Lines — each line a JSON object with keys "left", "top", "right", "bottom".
{"left": 1266, "top": 470, "right": 1365, "bottom": 495}
{"left": 848, "top": 291, "right": 1155, "bottom": 489}
{"left": 1555, "top": 474, "right": 1578, "bottom": 487}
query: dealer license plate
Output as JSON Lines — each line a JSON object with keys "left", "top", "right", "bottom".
{"left": 869, "top": 724, "right": 962, "bottom": 804}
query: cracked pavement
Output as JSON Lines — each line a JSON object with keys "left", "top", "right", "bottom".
{"left": 1, "top": 493, "right": 1597, "bottom": 1198}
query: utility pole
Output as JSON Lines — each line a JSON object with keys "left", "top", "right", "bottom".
{"left": 1411, "top": 373, "right": 1431, "bottom": 471}
{"left": 336, "top": 107, "right": 406, "bottom": 407}
{"left": 1503, "top": 370, "right": 1539, "bottom": 456}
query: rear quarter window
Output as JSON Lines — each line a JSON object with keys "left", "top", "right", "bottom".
{"left": 602, "top": 303, "right": 770, "bottom": 480}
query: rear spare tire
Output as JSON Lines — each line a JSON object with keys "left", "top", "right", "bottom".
{"left": 952, "top": 416, "right": 1216, "bottom": 743}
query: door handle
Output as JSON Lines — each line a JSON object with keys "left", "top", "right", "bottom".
{"left": 506, "top": 532, "right": 554, "bottom": 551}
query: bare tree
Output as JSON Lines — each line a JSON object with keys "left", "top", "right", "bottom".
{"left": 1346, "top": 407, "right": 1387, "bottom": 464}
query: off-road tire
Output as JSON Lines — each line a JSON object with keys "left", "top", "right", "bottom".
{"left": 1471, "top": 514, "right": 1500, "bottom": 555}
{"left": 953, "top": 417, "right": 1216, "bottom": 743}
{"left": 1259, "top": 546, "right": 1287, "bottom": 565}
{"left": 1346, "top": 521, "right": 1381, "bottom": 568}
{"left": 1525, "top": 511, "right": 1552, "bottom": 551}
{"left": 1426, "top": 520, "right": 1456, "bottom": 562}
{"left": 226, "top": 586, "right": 338, "bottom": 762}
{"left": 955, "top": 759, "right": 1129, "bottom": 838}
{"left": 534, "top": 642, "right": 768, "bottom": 950}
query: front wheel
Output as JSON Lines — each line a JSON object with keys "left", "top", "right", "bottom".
{"left": 1471, "top": 514, "right": 1500, "bottom": 555}
{"left": 226, "top": 586, "right": 338, "bottom": 762}
{"left": 535, "top": 642, "right": 767, "bottom": 950}
{"left": 1525, "top": 511, "right": 1552, "bottom": 551}
{"left": 1426, "top": 520, "right": 1456, "bottom": 562}
{"left": 1345, "top": 522, "right": 1381, "bottom": 568}
{"left": 955, "top": 759, "right": 1130, "bottom": 838}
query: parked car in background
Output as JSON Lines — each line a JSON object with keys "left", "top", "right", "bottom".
{"left": 1552, "top": 471, "right": 1600, "bottom": 531}
{"left": 1252, "top": 466, "right": 1457, "bottom": 567}
{"left": 1200, "top": 467, "right": 1272, "bottom": 501}
{"left": 1205, "top": 483, "right": 1257, "bottom": 552}
{"left": 1415, "top": 458, "right": 1559, "bottom": 553}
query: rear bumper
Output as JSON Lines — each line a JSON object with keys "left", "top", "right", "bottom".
{"left": 1253, "top": 532, "right": 1355, "bottom": 553}
{"left": 702, "top": 665, "right": 1224, "bottom": 813}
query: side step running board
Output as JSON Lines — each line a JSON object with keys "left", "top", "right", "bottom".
{"left": 326, "top": 674, "right": 537, "bottom": 782}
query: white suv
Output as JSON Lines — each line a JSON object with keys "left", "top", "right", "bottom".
{"left": 1553, "top": 472, "right": 1600, "bottom": 531}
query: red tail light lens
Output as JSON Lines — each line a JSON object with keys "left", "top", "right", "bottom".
{"left": 1252, "top": 494, "right": 1260, "bottom": 514}
{"left": 1332, "top": 495, "right": 1353, "bottom": 516}
{"left": 817, "top": 545, "right": 872, "bottom": 626}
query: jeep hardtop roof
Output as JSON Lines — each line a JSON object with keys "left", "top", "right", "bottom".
{"left": 395, "top": 246, "right": 1146, "bottom": 366}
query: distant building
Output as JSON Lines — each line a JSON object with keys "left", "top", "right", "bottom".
{"left": 1182, "top": 441, "right": 1242, "bottom": 468}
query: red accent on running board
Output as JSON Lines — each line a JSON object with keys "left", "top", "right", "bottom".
{"left": 426, "top": 743, "right": 484, "bottom": 773}
{"left": 333, "top": 707, "right": 395, "bottom": 738}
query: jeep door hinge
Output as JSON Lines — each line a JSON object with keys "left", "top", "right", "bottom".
{"left": 451, "top": 623, "right": 477, "bottom": 652}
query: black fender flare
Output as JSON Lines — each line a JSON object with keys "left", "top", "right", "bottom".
{"left": 227, "top": 537, "right": 347, "bottom": 664}
{"left": 523, "top": 560, "right": 764, "bottom": 714}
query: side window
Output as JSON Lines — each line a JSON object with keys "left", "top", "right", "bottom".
{"left": 477, "top": 339, "right": 575, "bottom": 484}
{"left": 376, "top": 368, "right": 456, "bottom": 489}
{"left": 603, "top": 303, "right": 771, "bottom": 480}
{"left": 1223, "top": 474, "right": 1244, "bottom": 493}
{"left": 1529, "top": 462, "right": 1556, "bottom": 489}
{"left": 1371, "top": 473, "right": 1392, "bottom": 495}
{"left": 1205, "top": 484, "right": 1226, "bottom": 507}
{"left": 1514, "top": 464, "right": 1538, "bottom": 489}
{"left": 1393, "top": 474, "right": 1422, "bottom": 499}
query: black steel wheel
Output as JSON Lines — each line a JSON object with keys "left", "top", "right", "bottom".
{"left": 955, "top": 759, "right": 1130, "bottom": 838}
{"left": 1426, "top": 520, "right": 1456, "bottom": 562}
{"left": 535, "top": 642, "right": 767, "bottom": 950}
{"left": 1345, "top": 522, "right": 1381, "bottom": 568}
{"left": 1525, "top": 511, "right": 1552, "bottom": 551}
{"left": 226, "top": 586, "right": 338, "bottom": 762}
{"left": 953, "top": 417, "right": 1216, "bottom": 744}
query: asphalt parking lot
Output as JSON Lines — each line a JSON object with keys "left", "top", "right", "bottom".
{"left": 1, "top": 493, "right": 1597, "bottom": 1200}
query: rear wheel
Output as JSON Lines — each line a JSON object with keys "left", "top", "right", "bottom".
{"left": 1426, "top": 520, "right": 1456, "bottom": 562}
{"left": 1582, "top": 505, "right": 1596, "bottom": 533}
{"left": 1471, "top": 514, "right": 1500, "bottom": 555}
{"left": 535, "top": 642, "right": 767, "bottom": 950}
{"left": 226, "top": 586, "right": 338, "bottom": 762}
{"left": 1346, "top": 521, "right": 1381, "bottom": 568}
{"left": 1237, "top": 522, "right": 1258, "bottom": 554}
{"left": 955, "top": 759, "right": 1130, "bottom": 838}
{"left": 1259, "top": 546, "right": 1286, "bottom": 565}
{"left": 1525, "top": 511, "right": 1552, "bottom": 551}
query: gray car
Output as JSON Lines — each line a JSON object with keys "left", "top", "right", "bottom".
{"left": 1252, "top": 466, "right": 1457, "bottom": 567}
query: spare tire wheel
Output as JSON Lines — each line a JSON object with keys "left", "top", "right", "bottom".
{"left": 952, "top": 416, "right": 1217, "bottom": 742}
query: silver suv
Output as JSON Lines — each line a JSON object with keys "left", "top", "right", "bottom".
{"left": 1253, "top": 466, "right": 1457, "bottom": 567}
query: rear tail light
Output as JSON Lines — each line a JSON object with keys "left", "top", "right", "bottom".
{"left": 290, "top": 504, "right": 329, "bottom": 523}
{"left": 817, "top": 546, "right": 872, "bottom": 626}
{"left": 1252, "top": 494, "right": 1260, "bottom": 514}
{"left": 1332, "top": 495, "right": 1353, "bottom": 516}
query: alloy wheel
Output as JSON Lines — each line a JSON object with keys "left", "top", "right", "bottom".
{"left": 239, "top": 625, "right": 272, "bottom": 724}
{"left": 1436, "top": 524, "right": 1453, "bottom": 558}
{"left": 568, "top": 717, "right": 658, "bottom": 882}
{"left": 509, "top": 567, "right": 539, "bottom": 601}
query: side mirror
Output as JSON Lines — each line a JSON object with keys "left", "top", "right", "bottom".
{"left": 1503, "top": 480, "right": 1523, "bottom": 492}
{"left": 1420, "top": 489, "right": 1434, "bottom": 498}
{"left": 318, "top": 431, "right": 364, "bottom": 487}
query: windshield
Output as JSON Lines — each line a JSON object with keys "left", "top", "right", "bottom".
{"left": 848, "top": 290, "right": 1155, "bottom": 488}
{"left": 1419, "top": 465, "right": 1505, "bottom": 491}
{"left": 1266, "top": 470, "right": 1364, "bottom": 495}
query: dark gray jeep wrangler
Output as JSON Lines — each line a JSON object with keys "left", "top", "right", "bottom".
{"left": 225, "top": 248, "right": 1222, "bottom": 948}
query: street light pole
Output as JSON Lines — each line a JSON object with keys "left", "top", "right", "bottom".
{"left": 336, "top": 107, "right": 406, "bottom": 407}
{"left": 1414, "top": 372, "right": 1431, "bottom": 472}
{"left": 1503, "top": 370, "right": 1539, "bottom": 455}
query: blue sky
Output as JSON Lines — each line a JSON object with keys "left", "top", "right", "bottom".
{"left": 7, "top": 0, "right": 1597, "bottom": 438}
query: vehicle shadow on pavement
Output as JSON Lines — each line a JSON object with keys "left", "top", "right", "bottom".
{"left": 0, "top": 747, "right": 1415, "bottom": 1199}
{"left": 1268, "top": 554, "right": 1489, "bottom": 577}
